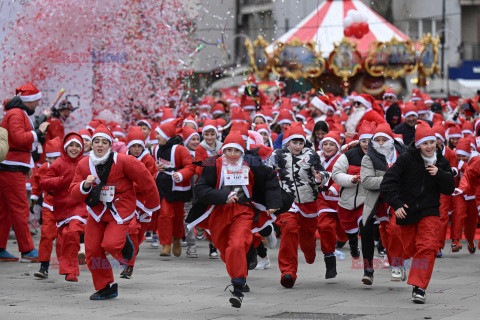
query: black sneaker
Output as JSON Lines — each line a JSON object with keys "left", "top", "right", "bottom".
{"left": 208, "top": 243, "right": 218, "bottom": 259}
{"left": 362, "top": 268, "right": 374, "bottom": 285}
{"left": 89, "top": 283, "right": 118, "bottom": 300}
{"left": 122, "top": 233, "right": 134, "bottom": 262}
{"left": 34, "top": 265, "right": 49, "bottom": 279}
{"left": 350, "top": 245, "right": 360, "bottom": 258}
{"left": 241, "top": 283, "right": 250, "bottom": 293}
{"left": 120, "top": 266, "right": 133, "bottom": 279}
{"left": 336, "top": 240, "right": 347, "bottom": 249}
{"left": 280, "top": 274, "right": 295, "bottom": 288}
{"left": 229, "top": 290, "right": 244, "bottom": 308}
{"left": 324, "top": 255, "right": 337, "bottom": 279}
{"left": 412, "top": 286, "right": 426, "bottom": 304}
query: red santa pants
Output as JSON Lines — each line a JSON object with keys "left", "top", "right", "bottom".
{"left": 337, "top": 205, "right": 363, "bottom": 234}
{"left": 127, "top": 215, "right": 150, "bottom": 267}
{"left": 38, "top": 208, "right": 59, "bottom": 262}
{"left": 379, "top": 215, "right": 406, "bottom": 267}
{"left": 452, "top": 195, "right": 478, "bottom": 245}
{"left": 85, "top": 212, "right": 131, "bottom": 291}
{"left": 146, "top": 209, "right": 160, "bottom": 233}
{"left": 57, "top": 219, "right": 85, "bottom": 276}
{"left": 157, "top": 199, "right": 185, "bottom": 245}
{"left": 317, "top": 211, "right": 339, "bottom": 254}
{"left": 400, "top": 216, "right": 439, "bottom": 290}
{"left": 208, "top": 203, "right": 253, "bottom": 279}
{"left": 438, "top": 194, "right": 453, "bottom": 249}
{"left": 278, "top": 211, "right": 317, "bottom": 280}
{"left": 0, "top": 171, "right": 34, "bottom": 252}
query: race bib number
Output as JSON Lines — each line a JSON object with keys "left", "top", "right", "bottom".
{"left": 158, "top": 158, "right": 175, "bottom": 169}
{"left": 224, "top": 167, "right": 249, "bottom": 186}
{"left": 100, "top": 186, "right": 115, "bottom": 203}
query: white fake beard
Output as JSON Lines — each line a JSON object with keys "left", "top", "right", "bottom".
{"left": 345, "top": 107, "right": 366, "bottom": 134}
{"left": 372, "top": 140, "right": 395, "bottom": 164}
{"left": 90, "top": 149, "right": 111, "bottom": 166}
{"left": 421, "top": 152, "right": 437, "bottom": 166}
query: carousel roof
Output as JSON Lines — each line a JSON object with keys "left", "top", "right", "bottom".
{"left": 269, "top": 0, "right": 411, "bottom": 57}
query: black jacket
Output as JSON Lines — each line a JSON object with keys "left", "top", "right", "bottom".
{"left": 185, "top": 148, "right": 291, "bottom": 224}
{"left": 380, "top": 144, "right": 455, "bottom": 225}
{"left": 393, "top": 122, "right": 416, "bottom": 146}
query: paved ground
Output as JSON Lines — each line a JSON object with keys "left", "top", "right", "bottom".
{"left": 1, "top": 234, "right": 479, "bottom": 320}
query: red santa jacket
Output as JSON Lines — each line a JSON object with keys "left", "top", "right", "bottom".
{"left": 70, "top": 152, "right": 160, "bottom": 224}
{"left": 317, "top": 152, "right": 341, "bottom": 213}
{"left": 31, "top": 162, "right": 54, "bottom": 211}
{"left": 457, "top": 156, "right": 480, "bottom": 199}
{"left": 40, "top": 133, "right": 86, "bottom": 224}
{"left": 0, "top": 108, "right": 37, "bottom": 168}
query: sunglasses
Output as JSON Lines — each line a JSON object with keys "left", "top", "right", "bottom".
{"left": 353, "top": 101, "right": 362, "bottom": 106}
{"left": 384, "top": 96, "right": 395, "bottom": 100}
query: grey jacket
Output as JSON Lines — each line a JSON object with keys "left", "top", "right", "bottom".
{"left": 360, "top": 154, "right": 384, "bottom": 224}
{"left": 0, "top": 127, "right": 8, "bottom": 163}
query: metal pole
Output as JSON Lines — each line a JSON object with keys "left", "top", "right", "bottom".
{"left": 440, "top": 0, "right": 446, "bottom": 78}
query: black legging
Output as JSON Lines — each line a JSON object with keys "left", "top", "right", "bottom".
{"left": 359, "top": 217, "right": 376, "bottom": 270}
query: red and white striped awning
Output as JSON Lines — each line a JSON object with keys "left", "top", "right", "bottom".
{"left": 269, "top": 0, "right": 411, "bottom": 57}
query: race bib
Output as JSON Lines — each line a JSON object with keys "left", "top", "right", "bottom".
{"left": 99, "top": 186, "right": 115, "bottom": 203}
{"left": 476, "top": 136, "right": 480, "bottom": 148}
{"left": 224, "top": 167, "right": 249, "bottom": 186}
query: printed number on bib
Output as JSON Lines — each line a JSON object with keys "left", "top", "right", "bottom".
{"left": 224, "top": 167, "right": 249, "bottom": 186}
{"left": 100, "top": 186, "right": 115, "bottom": 203}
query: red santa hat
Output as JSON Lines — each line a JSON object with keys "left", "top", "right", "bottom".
{"left": 182, "top": 126, "right": 199, "bottom": 147}
{"left": 415, "top": 121, "right": 436, "bottom": 147}
{"left": 137, "top": 119, "right": 152, "bottom": 130}
{"left": 216, "top": 118, "right": 227, "bottom": 128}
{"left": 455, "top": 138, "right": 471, "bottom": 157}
{"left": 45, "top": 137, "right": 62, "bottom": 158}
{"left": 393, "top": 133, "right": 404, "bottom": 144}
{"left": 202, "top": 119, "right": 219, "bottom": 136}
{"left": 446, "top": 124, "right": 462, "bottom": 140}
{"left": 230, "top": 107, "right": 247, "bottom": 123}
{"left": 183, "top": 116, "right": 198, "bottom": 131}
{"left": 15, "top": 82, "right": 42, "bottom": 102}
{"left": 421, "top": 93, "right": 433, "bottom": 104}
{"left": 403, "top": 102, "right": 418, "bottom": 118}
{"left": 296, "top": 108, "right": 310, "bottom": 122}
{"left": 211, "top": 103, "right": 226, "bottom": 116}
{"left": 63, "top": 132, "right": 84, "bottom": 151}
{"left": 126, "top": 126, "right": 146, "bottom": 149}
{"left": 290, "top": 93, "right": 300, "bottom": 104}
{"left": 354, "top": 94, "right": 375, "bottom": 109}
{"left": 222, "top": 130, "right": 245, "bottom": 154}
{"left": 282, "top": 122, "right": 306, "bottom": 145}
{"left": 154, "top": 108, "right": 163, "bottom": 118}
{"left": 254, "top": 123, "right": 270, "bottom": 135}
{"left": 86, "top": 119, "right": 107, "bottom": 131}
{"left": 161, "top": 108, "right": 175, "bottom": 124}
{"left": 276, "top": 109, "right": 294, "bottom": 125}
{"left": 320, "top": 131, "right": 341, "bottom": 150}
{"left": 78, "top": 129, "right": 92, "bottom": 142}
{"left": 155, "top": 118, "right": 182, "bottom": 141}
{"left": 92, "top": 124, "right": 114, "bottom": 144}
{"left": 373, "top": 123, "right": 394, "bottom": 141}
{"left": 411, "top": 89, "right": 422, "bottom": 101}
{"left": 432, "top": 113, "right": 445, "bottom": 124}
{"left": 199, "top": 96, "right": 213, "bottom": 109}
{"left": 241, "top": 96, "right": 257, "bottom": 111}
{"left": 304, "top": 119, "right": 314, "bottom": 136}
{"left": 110, "top": 125, "right": 125, "bottom": 138}
{"left": 149, "top": 125, "right": 159, "bottom": 145}
{"left": 432, "top": 123, "right": 446, "bottom": 142}
{"left": 310, "top": 96, "right": 329, "bottom": 114}
{"left": 461, "top": 121, "right": 474, "bottom": 136}
{"left": 416, "top": 101, "right": 428, "bottom": 115}
{"left": 383, "top": 88, "right": 397, "bottom": 99}
{"left": 358, "top": 120, "right": 376, "bottom": 140}
{"left": 231, "top": 121, "right": 249, "bottom": 140}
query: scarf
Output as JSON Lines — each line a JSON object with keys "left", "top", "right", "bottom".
{"left": 372, "top": 140, "right": 395, "bottom": 165}
{"left": 421, "top": 152, "right": 437, "bottom": 166}
{"left": 90, "top": 149, "right": 111, "bottom": 166}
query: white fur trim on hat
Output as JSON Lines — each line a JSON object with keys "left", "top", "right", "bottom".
{"left": 184, "top": 132, "right": 199, "bottom": 147}
{"left": 373, "top": 132, "right": 393, "bottom": 141}
{"left": 222, "top": 143, "right": 244, "bottom": 154}
{"left": 92, "top": 132, "right": 112, "bottom": 144}
{"left": 404, "top": 111, "right": 418, "bottom": 118}
{"left": 137, "top": 120, "right": 151, "bottom": 129}
{"left": 446, "top": 133, "right": 462, "bottom": 139}
{"left": 183, "top": 119, "right": 198, "bottom": 130}
{"left": 359, "top": 133, "right": 373, "bottom": 140}
{"left": 354, "top": 96, "right": 372, "bottom": 109}
{"left": 242, "top": 105, "right": 256, "bottom": 111}
{"left": 277, "top": 118, "right": 292, "bottom": 125}
{"left": 202, "top": 125, "right": 218, "bottom": 136}
{"left": 283, "top": 134, "right": 306, "bottom": 145}
{"left": 256, "top": 128, "right": 269, "bottom": 135}
{"left": 46, "top": 152, "right": 61, "bottom": 157}
{"left": 64, "top": 138, "right": 83, "bottom": 150}
{"left": 415, "top": 135, "right": 436, "bottom": 147}
{"left": 383, "top": 92, "right": 397, "bottom": 98}
{"left": 19, "top": 91, "right": 42, "bottom": 102}
{"left": 456, "top": 149, "right": 471, "bottom": 157}
{"left": 127, "top": 139, "right": 145, "bottom": 149}
{"left": 161, "top": 118, "right": 174, "bottom": 125}
{"left": 81, "top": 135, "right": 92, "bottom": 142}
{"left": 462, "top": 130, "right": 474, "bottom": 136}
{"left": 321, "top": 137, "right": 340, "bottom": 151}
{"left": 155, "top": 127, "right": 170, "bottom": 140}
{"left": 435, "top": 133, "right": 445, "bottom": 142}
{"left": 113, "top": 131, "right": 125, "bottom": 137}
{"left": 310, "top": 97, "right": 328, "bottom": 114}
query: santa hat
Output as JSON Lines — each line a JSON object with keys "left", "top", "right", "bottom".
{"left": 92, "top": 125, "right": 114, "bottom": 144}
{"left": 455, "top": 138, "right": 471, "bottom": 157}
{"left": 310, "top": 96, "right": 329, "bottom": 114}
{"left": 320, "top": 131, "right": 341, "bottom": 150}
{"left": 110, "top": 125, "right": 125, "bottom": 138}
{"left": 415, "top": 121, "right": 436, "bottom": 147}
{"left": 254, "top": 112, "right": 268, "bottom": 124}
{"left": 149, "top": 125, "right": 159, "bottom": 145}
{"left": 137, "top": 119, "right": 152, "bottom": 129}
{"left": 446, "top": 125, "right": 462, "bottom": 140}
{"left": 403, "top": 102, "right": 418, "bottom": 118}
{"left": 421, "top": 93, "right": 433, "bottom": 104}
{"left": 199, "top": 96, "right": 213, "bottom": 109}
{"left": 154, "top": 108, "right": 163, "bottom": 118}
{"left": 63, "top": 132, "right": 84, "bottom": 151}
{"left": 373, "top": 123, "right": 394, "bottom": 141}
{"left": 241, "top": 96, "right": 257, "bottom": 111}
{"left": 161, "top": 108, "right": 175, "bottom": 124}
{"left": 291, "top": 93, "right": 300, "bottom": 104}
{"left": 358, "top": 121, "right": 376, "bottom": 140}
{"left": 182, "top": 126, "right": 199, "bottom": 147}
{"left": 383, "top": 88, "right": 397, "bottom": 99}
{"left": 211, "top": 103, "right": 226, "bottom": 115}
{"left": 231, "top": 121, "right": 249, "bottom": 140}
{"left": 354, "top": 94, "right": 375, "bottom": 109}
{"left": 304, "top": 119, "right": 314, "bottom": 136}
{"left": 155, "top": 118, "right": 182, "bottom": 141}
{"left": 86, "top": 119, "right": 107, "bottom": 131}
{"left": 276, "top": 109, "right": 294, "bottom": 125}
{"left": 45, "top": 137, "right": 62, "bottom": 158}
{"left": 202, "top": 119, "right": 219, "bottom": 136}
{"left": 416, "top": 101, "right": 428, "bottom": 115}
{"left": 254, "top": 123, "right": 270, "bottom": 135}
{"left": 282, "top": 122, "right": 306, "bottom": 145}
{"left": 79, "top": 129, "right": 92, "bottom": 142}
{"left": 296, "top": 108, "right": 310, "bottom": 122}
{"left": 15, "top": 83, "right": 42, "bottom": 102}
{"left": 393, "top": 133, "right": 404, "bottom": 144}
{"left": 411, "top": 89, "right": 422, "bottom": 101}
{"left": 216, "top": 118, "right": 227, "bottom": 128}
{"left": 432, "top": 113, "right": 445, "bottom": 124}
{"left": 230, "top": 107, "right": 248, "bottom": 123}
{"left": 126, "top": 126, "right": 146, "bottom": 149}
{"left": 183, "top": 116, "right": 198, "bottom": 131}
{"left": 222, "top": 130, "right": 245, "bottom": 154}
{"left": 432, "top": 123, "right": 446, "bottom": 142}
{"left": 461, "top": 121, "right": 474, "bottom": 136}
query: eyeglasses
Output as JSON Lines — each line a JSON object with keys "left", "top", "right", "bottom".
{"left": 384, "top": 96, "right": 395, "bottom": 100}
{"left": 353, "top": 101, "right": 362, "bottom": 106}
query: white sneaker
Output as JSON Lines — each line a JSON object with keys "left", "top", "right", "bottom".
{"left": 381, "top": 258, "right": 390, "bottom": 269}
{"left": 254, "top": 257, "right": 271, "bottom": 270}
{"left": 145, "top": 232, "right": 153, "bottom": 242}
{"left": 266, "top": 232, "right": 277, "bottom": 249}
{"left": 391, "top": 268, "right": 402, "bottom": 281}
{"left": 150, "top": 235, "right": 159, "bottom": 248}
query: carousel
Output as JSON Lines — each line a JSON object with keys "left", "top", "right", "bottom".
{"left": 245, "top": 0, "right": 440, "bottom": 99}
